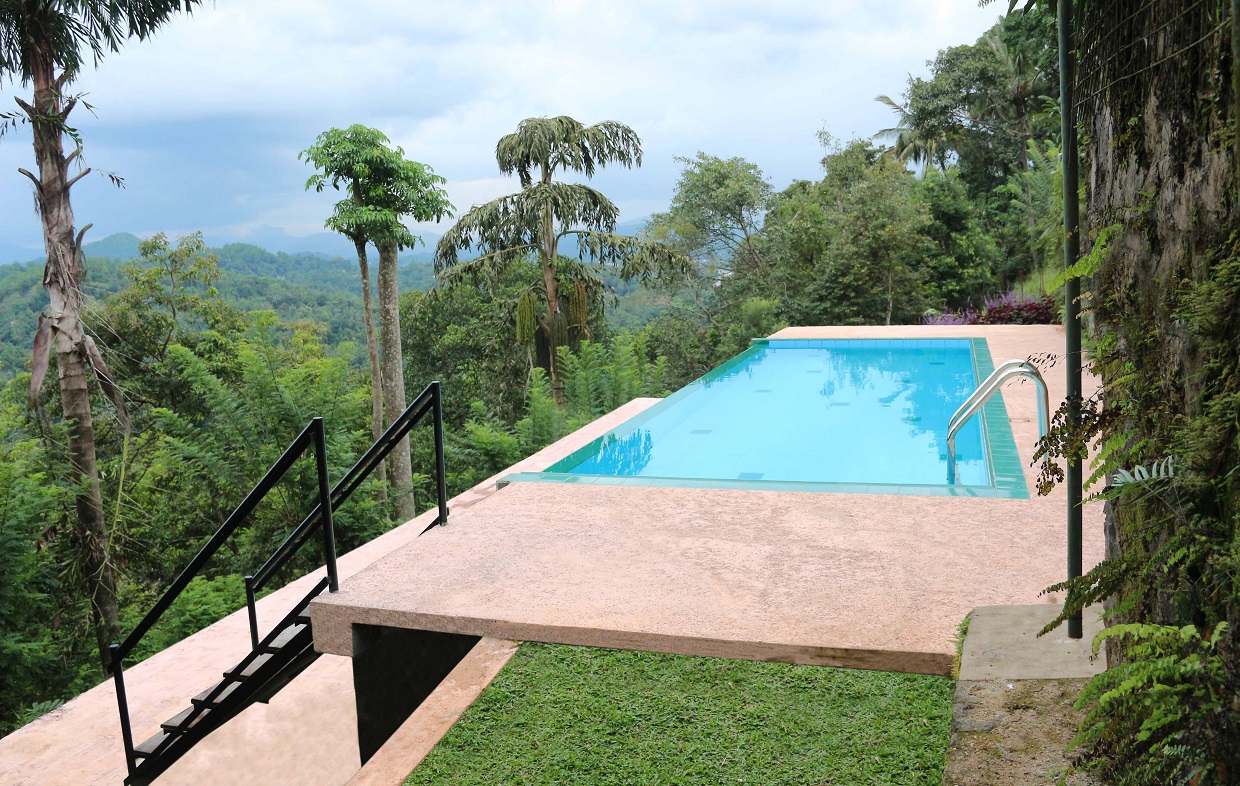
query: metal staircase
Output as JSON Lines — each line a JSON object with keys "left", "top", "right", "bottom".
{"left": 107, "top": 382, "right": 450, "bottom": 786}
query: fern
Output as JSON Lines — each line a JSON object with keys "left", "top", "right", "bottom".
{"left": 1086, "top": 433, "right": 1148, "bottom": 492}
{"left": 1047, "top": 221, "right": 1122, "bottom": 292}
{"left": 1111, "top": 456, "right": 1177, "bottom": 488}
{"left": 1073, "top": 622, "right": 1231, "bottom": 785}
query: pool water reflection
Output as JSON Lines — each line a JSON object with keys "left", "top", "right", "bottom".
{"left": 548, "top": 339, "right": 1000, "bottom": 488}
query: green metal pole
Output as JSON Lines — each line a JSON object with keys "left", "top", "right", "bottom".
{"left": 1058, "top": 0, "right": 1084, "bottom": 640}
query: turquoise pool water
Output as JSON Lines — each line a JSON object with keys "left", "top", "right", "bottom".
{"left": 508, "top": 338, "right": 1028, "bottom": 497}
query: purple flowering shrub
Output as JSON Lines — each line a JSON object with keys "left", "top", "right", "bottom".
{"left": 924, "top": 292, "right": 1058, "bottom": 325}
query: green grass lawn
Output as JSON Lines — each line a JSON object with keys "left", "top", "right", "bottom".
{"left": 404, "top": 643, "right": 954, "bottom": 785}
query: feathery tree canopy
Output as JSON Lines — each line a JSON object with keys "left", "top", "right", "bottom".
{"left": 434, "top": 116, "right": 690, "bottom": 395}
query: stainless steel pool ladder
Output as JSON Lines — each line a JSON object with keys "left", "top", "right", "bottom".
{"left": 947, "top": 360, "right": 1050, "bottom": 485}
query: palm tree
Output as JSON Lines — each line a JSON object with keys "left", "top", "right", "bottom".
{"left": 301, "top": 125, "right": 394, "bottom": 504}
{"left": 0, "top": 0, "right": 203, "bottom": 668}
{"left": 435, "top": 116, "right": 689, "bottom": 400}
{"left": 874, "top": 94, "right": 954, "bottom": 170}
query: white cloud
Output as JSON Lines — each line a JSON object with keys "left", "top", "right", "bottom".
{"left": 1, "top": 0, "right": 1003, "bottom": 257}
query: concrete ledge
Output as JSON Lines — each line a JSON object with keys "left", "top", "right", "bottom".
{"left": 959, "top": 605, "right": 1107, "bottom": 681}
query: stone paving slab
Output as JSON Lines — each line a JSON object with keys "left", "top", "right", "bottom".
{"left": 960, "top": 605, "right": 1108, "bottom": 681}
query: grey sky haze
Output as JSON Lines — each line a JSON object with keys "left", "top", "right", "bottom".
{"left": 0, "top": 0, "right": 1003, "bottom": 262}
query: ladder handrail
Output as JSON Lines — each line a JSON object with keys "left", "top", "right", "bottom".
{"left": 107, "top": 381, "right": 452, "bottom": 781}
{"left": 947, "top": 360, "right": 1049, "bottom": 484}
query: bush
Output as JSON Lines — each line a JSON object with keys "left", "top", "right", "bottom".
{"left": 924, "top": 292, "right": 1058, "bottom": 325}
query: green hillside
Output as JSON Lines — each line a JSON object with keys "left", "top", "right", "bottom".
{"left": 0, "top": 236, "right": 438, "bottom": 380}
{"left": 0, "top": 234, "right": 664, "bottom": 380}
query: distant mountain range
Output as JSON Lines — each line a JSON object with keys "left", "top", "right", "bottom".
{"left": 0, "top": 218, "right": 661, "bottom": 380}
{"left": 74, "top": 231, "right": 440, "bottom": 267}
{"left": 1, "top": 217, "right": 652, "bottom": 268}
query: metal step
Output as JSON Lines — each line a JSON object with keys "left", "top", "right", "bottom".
{"left": 224, "top": 652, "right": 272, "bottom": 680}
{"left": 260, "top": 622, "right": 308, "bottom": 654}
{"left": 125, "top": 601, "right": 323, "bottom": 784}
{"left": 133, "top": 730, "right": 172, "bottom": 759}
{"left": 191, "top": 678, "right": 240, "bottom": 708}
{"left": 160, "top": 705, "right": 210, "bottom": 734}
{"left": 249, "top": 640, "right": 319, "bottom": 705}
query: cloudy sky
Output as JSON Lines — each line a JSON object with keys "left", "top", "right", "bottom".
{"left": 0, "top": 1, "right": 1003, "bottom": 263}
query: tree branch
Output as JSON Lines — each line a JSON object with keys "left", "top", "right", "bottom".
{"left": 74, "top": 224, "right": 94, "bottom": 260}
{"left": 17, "top": 168, "right": 42, "bottom": 194}
{"left": 65, "top": 168, "right": 92, "bottom": 190}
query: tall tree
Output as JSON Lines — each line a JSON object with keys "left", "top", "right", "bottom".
{"left": 760, "top": 140, "right": 933, "bottom": 326}
{"left": 304, "top": 126, "right": 451, "bottom": 522}
{"left": 434, "top": 116, "right": 689, "bottom": 400}
{"left": 301, "top": 125, "right": 393, "bottom": 501}
{"left": 0, "top": 0, "right": 202, "bottom": 667}
{"left": 645, "top": 152, "right": 771, "bottom": 276}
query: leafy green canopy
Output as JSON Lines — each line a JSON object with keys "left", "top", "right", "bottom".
{"left": 0, "top": 0, "right": 202, "bottom": 84}
{"left": 646, "top": 152, "right": 772, "bottom": 274}
{"left": 301, "top": 124, "right": 453, "bottom": 250}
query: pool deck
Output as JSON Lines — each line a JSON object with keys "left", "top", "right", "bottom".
{"left": 312, "top": 325, "right": 1105, "bottom": 676}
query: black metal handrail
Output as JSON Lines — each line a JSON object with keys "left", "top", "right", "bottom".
{"left": 107, "top": 416, "right": 333, "bottom": 776}
{"left": 247, "top": 381, "right": 449, "bottom": 598}
{"left": 111, "top": 417, "right": 333, "bottom": 665}
{"left": 106, "top": 382, "right": 451, "bottom": 779}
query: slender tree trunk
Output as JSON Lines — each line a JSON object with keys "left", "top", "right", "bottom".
{"left": 352, "top": 236, "right": 387, "bottom": 501}
{"left": 27, "top": 48, "right": 118, "bottom": 667}
{"left": 885, "top": 271, "right": 894, "bottom": 326}
{"left": 540, "top": 255, "right": 562, "bottom": 399}
{"left": 539, "top": 164, "right": 565, "bottom": 404}
{"left": 377, "top": 240, "right": 416, "bottom": 522}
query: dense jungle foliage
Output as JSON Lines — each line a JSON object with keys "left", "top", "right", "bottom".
{"left": 0, "top": 8, "right": 1067, "bottom": 735}
{"left": 1022, "top": 0, "right": 1240, "bottom": 783}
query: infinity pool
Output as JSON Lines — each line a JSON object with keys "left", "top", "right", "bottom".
{"left": 507, "top": 338, "right": 1028, "bottom": 497}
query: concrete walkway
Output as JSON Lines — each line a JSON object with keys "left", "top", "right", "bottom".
{"left": 945, "top": 604, "right": 1108, "bottom": 786}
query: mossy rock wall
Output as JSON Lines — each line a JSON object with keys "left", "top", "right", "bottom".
{"left": 1077, "top": 0, "right": 1239, "bottom": 770}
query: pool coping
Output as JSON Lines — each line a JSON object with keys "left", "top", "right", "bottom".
{"left": 503, "top": 337, "right": 1029, "bottom": 499}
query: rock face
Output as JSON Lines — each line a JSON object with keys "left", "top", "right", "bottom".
{"left": 1079, "top": 2, "right": 1239, "bottom": 638}
{"left": 1064, "top": 11, "right": 1240, "bottom": 777}
{"left": 943, "top": 678, "right": 1104, "bottom": 786}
